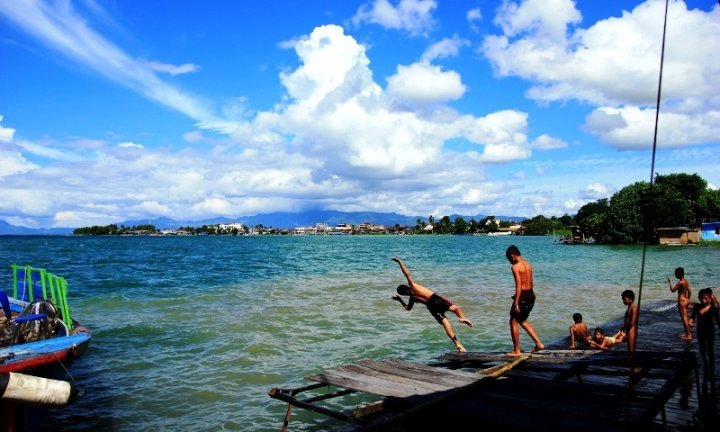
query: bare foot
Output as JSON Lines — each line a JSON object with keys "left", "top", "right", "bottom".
{"left": 460, "top": 318, "right": 473, "bottom": 327}
{"left": 680, "top": 335, "right": 692, "bottom": 341}
{"left": 457, "top": 345, "right": 467, "bottom": 353}
{"left": 532, "top": 344, "right": 544, "bottom": 352}
{"left": 506, "top": 351, "right": 522, "bottom": 357}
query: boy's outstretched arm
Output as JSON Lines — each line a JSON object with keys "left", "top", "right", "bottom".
{"left": 391, "top": 295, "right": 414, "bottom": 310}
{"left": 392, "top": 257, "right": 415, "bottom": 287}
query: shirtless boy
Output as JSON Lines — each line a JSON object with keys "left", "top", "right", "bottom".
{"left": 588, "top": 327, "right": 626, "bottom": 350}
{"left": 506, "top": 245, "right": 544, "bottom": 356}
{"left": 391, "top": 257, "right": 473, "bottom": 352}
{"left": 621, "top": 290, "right": 639, "bottom": 352}
{"left": 668, "top": 267, "right": 692, "bottom": 340}
{"left": 569, "top": 312, "right": 590, "bottom": 349}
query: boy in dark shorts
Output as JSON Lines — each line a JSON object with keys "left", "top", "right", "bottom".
{"left": 506, "top": 245, "right": 543, "bottom": 356}
{"left": 391, "top": 257, "right": 473, "bottom": 352}
{"left": 689, "top": 288, "right": 720, "bottom": 382}
{"left": 621, "top": 289, "right": 639, "bottom": 352}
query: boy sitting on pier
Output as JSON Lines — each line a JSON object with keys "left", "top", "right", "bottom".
{"left": 569, "top": 312, "right": 590, "bottom": 349}
{"left": 391, "top": 257, "right": 473, "bottom": 352}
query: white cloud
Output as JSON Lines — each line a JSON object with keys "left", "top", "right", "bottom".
{"left": 580, "top": 182, "right": 615, "bottom": 200}
{"left": 386, "top": 63, "right": 466, "bottom": 104}
{"left": 139, "top": 60, "right": 200, "bottom": 76}
{"left": 118, "top": 141, "right": 144, "bottom": 149}
{"left": 467, "top": 8, "right": 482, "bottom": 31}
{"left": 352, "top": 0, "right": 437, "bottom": 36}
{"left": 0, "top": 0, "right": 219, "bottom": 125}
{"left": 584, "top": 106, "right": 720, "bottom": 149}
{"left": 183, "top": 131, "right": 204, "bottom": 144}
{"left": 532, "top": 134, "right": 567, "bottom": 150}
{"left": 0, "top": 115, "right": 16, "bottom": 142}
{"left": 0, "top": 151, "right": 39, "bottom": 177}
{"left": 482, "top": 0, "right": 720, "bottom": 149}
{"left": 53, "top": 211, "right": 122, "bottom": 228}
{"left": 420, "top": 35, "right": 469, "bottom": 63}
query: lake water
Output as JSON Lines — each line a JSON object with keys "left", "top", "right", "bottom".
{"left": 1, "top": 235, "right": 718, "bottom": 431}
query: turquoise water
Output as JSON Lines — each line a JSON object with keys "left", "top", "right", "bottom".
{"left": 1, "top": 235, "right": 718, "bottom": 431}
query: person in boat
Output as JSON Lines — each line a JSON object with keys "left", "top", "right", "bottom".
{"left": 390, "top": 257, "right": 473, "bottom": 352}
{"left": 620, "top": 289, "right": 639, "bottom": 352}
{"left": 587, "top": 327, "right": 625, "bottom": 350}
{"left": 569, "top": 312, "right": 590, "bottom": 349}
{"left": 506, "top": 245, "right": 544, "bottom": 357}
{"left": 668, "top": 267, "right": 692, "bottom": 341}
{"left": 689, "top": 288, "right": 720, "bottom": 382}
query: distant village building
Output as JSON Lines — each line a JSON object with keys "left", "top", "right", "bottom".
{"left": 701, "top": 222, "right": 720, "bottom": 241}
{"left": 656, "top": 227, "right": 700, "bottom": 245}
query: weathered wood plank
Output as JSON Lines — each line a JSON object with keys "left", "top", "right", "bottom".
{"left": 336, "top": 364, "right": 455, "bottom": 393}
{"left": 306, "top": 368, "right": 441, "bottom": 398}
{"left": 353, "top": 359, "right": 478, "bottom": 387}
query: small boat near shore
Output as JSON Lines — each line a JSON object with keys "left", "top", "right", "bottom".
{"left": 1, "top": 264, "right": 91, "bottom": 431}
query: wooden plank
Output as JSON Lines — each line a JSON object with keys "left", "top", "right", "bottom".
{"left": 337, "top": 364, "right": 455, "bottom": 393}
{"left": 354, "top": 359, "right": 478, "bottom": 387}
{"left": 306, "top": 368, "right": 440, "bottom": 398}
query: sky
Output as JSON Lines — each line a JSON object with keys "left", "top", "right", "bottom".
{"left": 1, "top": 0, "right": 719, "bottom": 229}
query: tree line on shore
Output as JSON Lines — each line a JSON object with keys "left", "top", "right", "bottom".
{"left": 73, "top": 173, "right": 719, "bottom": 244}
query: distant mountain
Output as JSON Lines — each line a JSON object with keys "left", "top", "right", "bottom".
{"left": 0, "top": 211, "right": 527, "bottom": 235}
{"left": 0, "top": 220, "right": 72, "bottom": 235}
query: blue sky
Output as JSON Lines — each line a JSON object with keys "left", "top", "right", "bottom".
{"left": 1, "top": 0, "right": 718, "bottom": 228}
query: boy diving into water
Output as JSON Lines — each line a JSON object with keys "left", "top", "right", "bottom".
{"left": 391, "top": 257, "right": 473, "bottom": 352}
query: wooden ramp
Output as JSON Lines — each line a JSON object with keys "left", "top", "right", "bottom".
{"left": 269, "top": 350, "right": 698, "bottom": 431}
{"left": 268, "top": 355, "right": 529, "bottom": 430}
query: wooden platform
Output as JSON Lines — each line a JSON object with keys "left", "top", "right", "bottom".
{"left": 268, "top": 301, "right": 719, "bottom": 431}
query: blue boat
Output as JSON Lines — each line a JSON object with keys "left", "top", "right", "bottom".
{"left": 1, "top": 264, "right": 91, "bottom": 431}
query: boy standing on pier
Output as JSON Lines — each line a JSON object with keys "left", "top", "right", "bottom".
{"left": 668, "top": 267, "right": 692, "bottom": 340}
{"left": 391, "top": 257, "right": 473, "bottom": 352}
{"left": 506, "top": 245, "right": 544, "bottom": 357}
{"left": 620, "top": 290, "right": 639, "bottom": 352}
{"left": 689, "top": 288, "right": 720, "bottom": 382}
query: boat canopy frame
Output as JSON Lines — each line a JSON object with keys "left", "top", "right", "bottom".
{"left": 9, "top": 264, "right": 74, "bottom": 330}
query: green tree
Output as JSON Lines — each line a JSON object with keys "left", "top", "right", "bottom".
{"left": 655, "top": 173, "right": 706, "bottom": 224}
{"left": 453, "top": 217, "right": 468, "bottom": 234}
{"left": 699, "top": 188, "right": 720, "bottom": 221}
{"left": 522, "top": 215, "right": 558, "bottom": 235}
{"left": 603, "top": 181, "right": 650, "bottom": 244}
{"left": 438, "top": 216, "right": 453, "bottom": 234}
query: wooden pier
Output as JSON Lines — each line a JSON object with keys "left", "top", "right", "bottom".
{"left": 268, "top": 302, "right": 719, "bottom": 431}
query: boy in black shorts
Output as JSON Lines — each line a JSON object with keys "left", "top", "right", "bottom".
{"left": 391, "top": 257, "right": 473, "bottom": 352}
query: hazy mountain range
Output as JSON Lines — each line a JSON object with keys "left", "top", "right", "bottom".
{"left": 0, "top": 211, "right": 525, "bottom": 235}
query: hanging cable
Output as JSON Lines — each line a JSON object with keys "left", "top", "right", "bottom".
{"left": 636, "top": 0, "right": 669, "bottom": 335}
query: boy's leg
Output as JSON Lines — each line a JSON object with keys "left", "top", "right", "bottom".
{"left": 441, "top": 318, "right": 466, "bottom": 352}
{"left": 449, "top": 304, "right": 473, "bottom": 327}
{"left": 508, "top": 317, "right": 522, "bottom": 356}
{"left": 519, "top": 320, "right": 544, "bottom": 351}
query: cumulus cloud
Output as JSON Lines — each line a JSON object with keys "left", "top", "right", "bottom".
{"left": 467, "top": 8, "right": 482, "bottom": 32}
{"left": 0, "top": 115, "right": 16, "bottom": 142}
{"left": 580, "top": 182, "right": 615, "bottom": 200}
{"left": 482, "top": 0, "right": 720, "bottom": 149}
{"left": 532, "top": 134, "right": 567, "bottom": 150}
{"left": 387, "top": 63, "right": 466, "bottom": 104}
{"left": 352, "top": 0, "right": 437, "bottom": 36}
{"left": 0, "top": 151, "right": 39, "bottom": 177}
